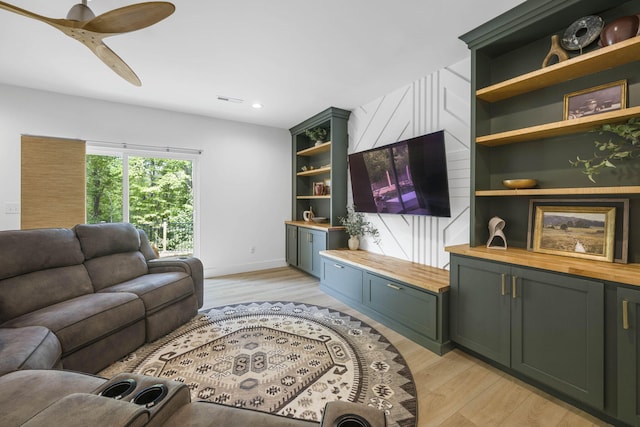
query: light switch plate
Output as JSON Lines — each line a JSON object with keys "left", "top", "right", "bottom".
{"left": 5, "top": 202, "right": 20, "bottom": 214}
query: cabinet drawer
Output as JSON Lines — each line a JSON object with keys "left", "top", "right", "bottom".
{"left": 364, "top": 272, "right": 437, "bottom": 340}
{"left": 322, "top": 259, "right": 363, "bottom": 302}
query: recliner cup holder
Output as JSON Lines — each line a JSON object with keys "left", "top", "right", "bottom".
{"left": 132, "top": 384, "right": 168, "bottom": 408}
{"left": 99, "top": 379, "right": 137, "bottom": 400}
{"left": 333, "top": 415, "right": 371, "bottom": 427}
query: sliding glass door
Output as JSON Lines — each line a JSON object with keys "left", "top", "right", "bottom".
{"left": 86, "top": 149, "right": 196, "bottom": 257}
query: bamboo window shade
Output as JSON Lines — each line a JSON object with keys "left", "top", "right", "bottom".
{"left": 21, "top": 135, "right": 86, "bottom": 229}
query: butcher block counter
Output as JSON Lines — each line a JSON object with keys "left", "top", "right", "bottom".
{"left": 446, "top": 244, "right": 640, "bottom": 287}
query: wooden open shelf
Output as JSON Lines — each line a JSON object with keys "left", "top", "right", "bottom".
{"left": 296, "top": 166, "right": 331, "bottom": 177}
{"left": 476, "top": 185, "right": 640, "bottom": 197}
{"left": 296, "top": 195, "right": 331, "bottom": 200}
{"left": 476, "top": 106, "right": 640, "bottom": 146}
{"left": 296, "top": 141, "right": 331, "bottom": 156}
{"left": 476, "top": 37, "right": 640, "bottom": 103}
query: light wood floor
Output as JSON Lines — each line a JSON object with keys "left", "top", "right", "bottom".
{"left": 202, "top": 267, "right": 610, "bottom": 427}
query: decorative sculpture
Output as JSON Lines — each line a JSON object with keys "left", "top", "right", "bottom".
{"left": 487, "top": 216, "right": 507, "bottom": 249}
{"left": 542, "top": 35, "right": 569, "bottom": 68}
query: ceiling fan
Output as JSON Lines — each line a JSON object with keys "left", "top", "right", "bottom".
{"left": 0, "top": 0, "right": 175, "bottom": 86}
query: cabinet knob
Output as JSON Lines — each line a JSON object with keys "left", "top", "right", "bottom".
{"left": 501, "top": 273, "right": 506, "bottom": 296}
{"left": 333, "top": 264, "right": 344, "bottom": 269}
{"left": 387, "top": 283, "right": 402, "bottom": 291}
{"left": 512, "top": 276, "right": 518, "bottom": 299}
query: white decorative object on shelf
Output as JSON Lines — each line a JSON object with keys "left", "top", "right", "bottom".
{"left": 303, "top": 207, "right": 314, "bottom": 222}
{"left": 487, "top": 216, "right": 507, "bottom": 249}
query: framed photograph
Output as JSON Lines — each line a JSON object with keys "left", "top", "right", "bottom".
{"left": 563, "top": 80, "right": 627, "bottom": 120}
{"left": 313, "top": 182, "right": 325, "bottom": 196}
{"left": 527, "top": 199, "right": 628, "bottom": 263}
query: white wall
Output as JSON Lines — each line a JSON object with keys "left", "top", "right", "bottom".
{"left": 348, "top": 58, "right": 471, "bottom": 269}
{"left": 0, "top": 84, "right": 291, "bottom": 277}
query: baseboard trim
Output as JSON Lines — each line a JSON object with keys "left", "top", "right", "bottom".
{"left": 204, "top": 259, "right": 287, "bottom": 278}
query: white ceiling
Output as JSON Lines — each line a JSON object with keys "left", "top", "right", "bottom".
{"left": 0, "top": 0, "right": 524, "bottom": 129}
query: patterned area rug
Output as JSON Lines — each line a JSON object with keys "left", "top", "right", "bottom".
{"left": 100, "top": 301, "right": 417, "bottom": 426}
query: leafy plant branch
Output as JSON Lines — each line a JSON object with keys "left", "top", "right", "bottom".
{"left": 339, "top": 206, "right": 380, "bottom": 244}
{"left": 569, "top": 118, "right": 640, "bottom": 183}
{"left": 304, "top": 127, "right": 328, "bottom": 143}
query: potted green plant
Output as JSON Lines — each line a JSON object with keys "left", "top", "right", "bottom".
{"left": 304, "top": 127, "right": 328, "bottom": 145}
{"left": 339, "top": 206, "right": 380, "bottom": 250}
{"left": 569, "top": 118, "right": 640, "bottom": 182}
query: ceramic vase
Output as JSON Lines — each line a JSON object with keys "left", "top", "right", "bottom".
{"left": 348, "top": 236, "right": 359, "bottom": 250}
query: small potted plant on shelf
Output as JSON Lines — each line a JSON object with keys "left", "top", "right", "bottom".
{"left": 339, "top": 206, "right": 380, "bottom": 250}
{"left": 304, "top": 127, "right": 328, "bottom": 146}
{"left": 569, "top": 118, "right": 640, "bottom": 183}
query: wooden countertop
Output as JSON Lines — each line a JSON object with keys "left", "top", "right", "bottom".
{"left": 446, "top": 244, "right": 640, "bottom": 287}
{"left": 285, "top": 220, "right": 346, "bottom": 232}
{"left": 320, "top": 249, "right": 449, "bottom": 293}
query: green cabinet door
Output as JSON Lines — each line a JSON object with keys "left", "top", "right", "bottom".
{"left": 511, "top": 267, "right": 604, "bottom": 409}
{"left": 618, "top": 287, "right": 640, "bottom": 425}
{"left": 450, "top": 255, "right": 511, "bottom": 366}
{"left": 450, "top": 255, "right": 605, "bottom": 410}
{"left": 297, "top": 228, "right": 326, "bottom": 278}
{"left": 286, "top": 224, "right": 298, "bottom": 266}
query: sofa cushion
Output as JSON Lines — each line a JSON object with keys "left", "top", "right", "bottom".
{"left": 74, "top": 222, "right": 141, "bottom": 260}
{"left": 84, "top": 252, "right": 149, "bottom": 291}
{"left": 0, "top": 228, "right": 84, "bottom": 280}
{"left": 1, "top": 292, "right": 145, "bottom": 356}
{"left": 0, "top": 370, "right": 107, "bottom": 427}
{"left": 99, "top": 271, "right": 194, "bottom": 314}
{"left": 0, "top": 326, "right": 62, "bottom": 376}
{"left": 0, "top": 265, "right": 93, "bottom": 324}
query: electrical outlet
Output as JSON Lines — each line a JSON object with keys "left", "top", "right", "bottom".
{"left": 5, "top": 202, "right": 19, "bottom": 214}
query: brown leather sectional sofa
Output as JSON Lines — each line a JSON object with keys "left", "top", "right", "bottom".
{"left": 0, "top": 222, "right": 386, "bottom": 426}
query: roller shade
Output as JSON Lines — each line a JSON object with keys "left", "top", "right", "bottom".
{"left": 21, "top": 135, "right": 86, "bottom": 229}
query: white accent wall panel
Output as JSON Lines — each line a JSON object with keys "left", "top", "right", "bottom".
{"left": 348, "top": 58, "right": 471, "bottom": 269}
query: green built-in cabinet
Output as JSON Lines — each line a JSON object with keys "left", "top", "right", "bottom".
{"left": 289, "top": 107, "right": 351, "bottom": 226}
{"left": 286, "top": 107, "right": 351, "bottom": 277}
{"left": 319, "top": 250, "right": 452, "bottom": 355}
{"left": 453, "top": 0, "right": 640, "bottom": 424}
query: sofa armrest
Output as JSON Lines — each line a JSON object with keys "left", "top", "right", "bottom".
{"left": 21, "top": 393, "right": 149, "bottom": 427}
{"left": 147, "top": 257, "right": 204, "bottom": 309}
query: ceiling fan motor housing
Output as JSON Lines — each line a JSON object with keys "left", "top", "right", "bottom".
{"left": 66, "top": 3, "right": 95, "bottom": 21}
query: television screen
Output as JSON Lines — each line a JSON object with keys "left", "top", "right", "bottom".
{"left": 348, "top": 130, "right": 451, "bottom": 217}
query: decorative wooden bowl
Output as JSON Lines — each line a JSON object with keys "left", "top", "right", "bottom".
{"left": 502, "top": 179, "right": 538, "bottom": 189}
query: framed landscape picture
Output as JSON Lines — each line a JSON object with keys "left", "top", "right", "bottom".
{"left": 527, "top": 198, "right": 629, "bottom": 264}
{"left": 531, "top": 204, "right": 616, "bottom": 262}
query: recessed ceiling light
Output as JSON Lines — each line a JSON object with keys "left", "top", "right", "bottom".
{"left": 252, "top": 103, "right": 263, "bottom": 109}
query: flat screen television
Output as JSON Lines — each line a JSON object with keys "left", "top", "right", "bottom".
{"left": 348, "top": 130, "right": 451, "bottom": 217}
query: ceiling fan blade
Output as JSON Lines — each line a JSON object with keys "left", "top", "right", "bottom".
{"left": 0, "top": 1, "right": 69, "bottom": 27}
{"left": 82, "top": 2, "right": 175, "bottom": 34}
{"left": 92, "top": 42, "right": 142, "bottom": 86}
